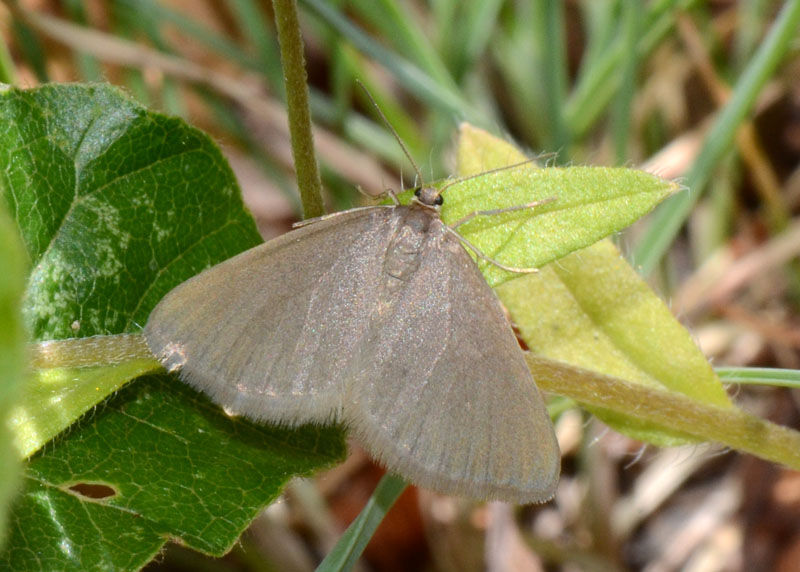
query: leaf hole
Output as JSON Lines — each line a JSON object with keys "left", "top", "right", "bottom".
{"left": 65, "top": 482, "right": 119, "bottom": 501}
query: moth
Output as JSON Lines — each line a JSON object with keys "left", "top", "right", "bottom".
{"left": 145, "top": 119, "right": 560, "bottom": 503}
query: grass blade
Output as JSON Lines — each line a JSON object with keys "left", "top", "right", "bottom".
{"left": 316, "top": 474, "right": 407, "bottom": 572}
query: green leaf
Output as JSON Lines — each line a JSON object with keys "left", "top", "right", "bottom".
{"left": 0, "top": 204, "right": 27, "bottom": 547}
{"left": 0, "top": 84, "right": 347, "bottom": 569}
{"left": 445, "top": 124, "right": 678, "bottom": 288}
{"left": 0, "top": 84, "right": 261, "bottom": 341}
{"left": 2, "top": 376, "right": 346, "bottom": 571}
{"left": 455, "top": 124, "right": 730, "bottom": 445}
{"left": 0, "top": 82, "right": 263, "bottom": 450}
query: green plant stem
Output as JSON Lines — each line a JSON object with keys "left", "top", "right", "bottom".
{"left": 273, "top": 0, "right": 325, "bottom": 219}
{"left": 15, "top": 335, "right": 161, "bottom": 458}
{"left": 20, "top": 333, "right": 800, "bottom": 496}
{"left": 530, "top": 355, "right": 800, "bottom": 469}
{"left": 0, "top": 203, "right": 26, "bottom": 545}
{"left": 28, "top": 334, "right": 156, "bottom": 369}
{"left": 26, "top": 334, "right": 800, "bottom": 472}
{"left": 717, "top": 367, "right": 800, "bottom": 388}
{"left": 316, "top": 473, "right": 407, "bottom": 572}
{"left": 633, "top": 0, "right": 800, "bottom": 274}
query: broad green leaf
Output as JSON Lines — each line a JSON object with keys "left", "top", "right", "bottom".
{"left": 0, "top": 84, "right": 347, "bottom": 570}
{"left": 0, "top": 82, "right": 264, "bottom": 451}
{"left": 1, "top": 84, "right": 261, "bottom": 341}
{"left": 2, "top": 375, "right": 346, "bottom": 571}
{"left": 0, "top": 204, "right": 27, "bottom": 547}
{"left": 456, "top": 124, "right": 731, "bottom": 445}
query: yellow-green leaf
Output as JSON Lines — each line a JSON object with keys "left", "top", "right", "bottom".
{"left": 442, "top": 125, "right": 678, "bottom": 287}
{"left": 455, "top": 124, "right": 731, "bottom": 445}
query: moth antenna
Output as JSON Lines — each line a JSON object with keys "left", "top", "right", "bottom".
{"left": 356, "top": 80, "right": 424, "bottom": 187}
{"left": 438, "top": 158, "right": 540, "bottom": 195}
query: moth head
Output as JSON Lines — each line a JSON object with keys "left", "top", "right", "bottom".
{"left": 413, "top": 185, "right": 444, "bottom": 209}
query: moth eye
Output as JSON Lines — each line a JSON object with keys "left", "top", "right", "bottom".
{"left": 414, "top": 187, "right": 422, "bottom": 197}
{"left": 435, "top": 195, "right": 444, "bottom": 206}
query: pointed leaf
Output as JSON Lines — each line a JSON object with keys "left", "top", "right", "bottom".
{"left": 455, "top": 124, "right": 730, "bottom": 445}
{"left": 442, "top": 125, "right": 677, "bottom": 287}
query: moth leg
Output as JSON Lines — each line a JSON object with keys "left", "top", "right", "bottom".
{"left": 449, "top": 197, "right": 557, "bottom": 230}
{"left": 350, "top": 183, "right": 401, "bottom": 206}
{"left": 446, "top": 227, "right": 540, "bottom": 274}
{"left": 368, "top": 186, "right": 400, "bottom": 205}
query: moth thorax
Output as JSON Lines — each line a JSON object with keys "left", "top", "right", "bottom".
{"left": 383, "top": 212, "right": 431, "bottom": 286}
